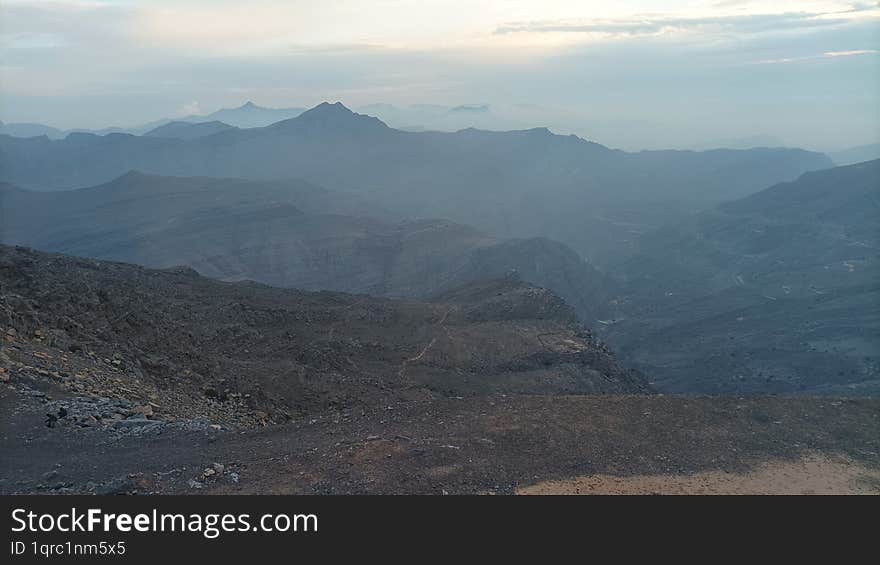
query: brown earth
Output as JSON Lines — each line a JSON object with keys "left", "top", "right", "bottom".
{"left": 518, "top": 454, "right": 880, "bottom": 495}
{"left": 2, "top": 381, "right": 877, "bottom": 494}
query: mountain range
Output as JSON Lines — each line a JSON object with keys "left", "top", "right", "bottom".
{"left": 0, "top": 101, "right": 304, "bottom": 139}
{"left": 144, "top": 121, "right": 237, "bottom": 139}
{"left": 604, "top": 159, "right": 880, "bottom": 395}
{"left": 0, "top": 171, "right": 614, "bottom": 323}
{"left": 2, "top": 101, "right": 873, "bottom": 397}
{"left": 0, "top": 102, "right": 832, "bottom": 267}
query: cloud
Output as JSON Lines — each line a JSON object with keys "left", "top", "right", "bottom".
{"left": 824, "top": 48, "right": 878, "bottom": 56}
{"left": 752, "top": 48, "right": 878, "bottom": 64}
{"left": 178, "top": 101, "right": 201, "bottom": 116}
{"left": 494, "top": 5, "right": 878, "bottom": 38}
{"left": 713, "top": 0, "right": 753, "bottom": 7}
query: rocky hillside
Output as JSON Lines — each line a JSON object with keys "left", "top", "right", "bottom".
{"left": 0, "top": 245, "right": 647, "bottom": 430}
{"left": 604, "top": 160, "right": 880, "bottom": 394}
{"left": 0, "top": 171, "right": 614, "bottom": 323}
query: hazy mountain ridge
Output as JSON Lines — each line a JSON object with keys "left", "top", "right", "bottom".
{"left": 193, "top": 101, "right": 305, "bottom": 128}
{"left": 0, "top": 101, "right": 305, "bottom": 140}
{"left": 0, "top": 102, "right": 833, "bottom": 266}
{"left": 144, "top": 121, "right": 237, "bottom": 139}
{"left": 0, "top": 121, "right": 66, "bottom": 139}
{"left": 829, "top": 143, "right": 880, "bottom": 167}
{"left": 603, "top": 160, "right": 880, "bottom": 394}
{"left": 0, "top": 171, "right": 614, "bottom": 323}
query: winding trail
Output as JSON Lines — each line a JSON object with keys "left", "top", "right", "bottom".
{"left": 398, "top": 307, "right": 451, "bottom": 378}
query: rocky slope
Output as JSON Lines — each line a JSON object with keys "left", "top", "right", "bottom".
{"left": 3, "top": 247, "right": 877, "bottom": 496}
{"left": 0, "top": 245, "right": 647, "bottom": 431}
{"left": 604, "top": 160, "right": 880, "bottom": 394}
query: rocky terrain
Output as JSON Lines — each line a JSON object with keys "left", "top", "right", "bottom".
{"left": 2, "top": 380, "right": 877, "bottom": 495}
{"left": 0, "top": 245, "right": 645, "bottom": 426}
{"left": 1, "top": 246, "right": 877, "bottom": 495}
{"left": 1, "top": 245, "right": 876, "bottom": 495}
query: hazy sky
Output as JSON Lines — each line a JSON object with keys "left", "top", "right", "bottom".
{"left": 1, "top": 0, "right": 878, "bottom": 150}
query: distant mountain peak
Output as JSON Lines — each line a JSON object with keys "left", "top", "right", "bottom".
{"left": 240, "top": 101, "right": 258, "bottom": 109}
{"left": 303, "top": 101, "right": 354, "bottom": 116}
{"left": 272, "top": 101, "right": 389, "bottom": 133}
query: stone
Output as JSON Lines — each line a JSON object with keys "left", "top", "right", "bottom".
{"left": 95, "top": 477, "right": 134, "bottom": 495}
{"left": 131, "top": 404, "right": 153, "bottom": 418}
{"left": 116, "top": 417, "right": 153, "bottom": 427}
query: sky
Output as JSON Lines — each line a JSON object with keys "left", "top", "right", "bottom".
{"left": 1, "top": 0, "right": 878, "bottom": 150}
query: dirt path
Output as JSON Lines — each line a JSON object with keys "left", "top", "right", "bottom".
{"left": 398, "top": 307, "right": 451, "bottom": 378}
{"left": 517, "top": 454, "right": 880, "bottom": 495}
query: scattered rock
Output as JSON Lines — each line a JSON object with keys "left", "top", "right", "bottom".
{"left": 116, "top": 417, "right": 153, "bottom": 427}
{"left": 95, "top": 477, "right": 135, "bottom": 495}
{"left": 131, "top": 404, "right": 153, "bottom": 418}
